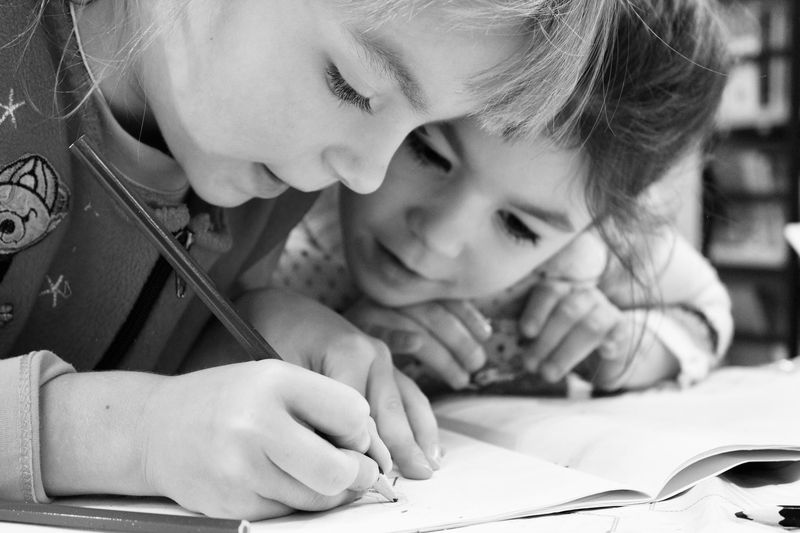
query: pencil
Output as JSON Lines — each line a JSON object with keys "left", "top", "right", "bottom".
{"left": 69, "top": 135, "right": 281, "bottom": 362}
{"left": 69, "top": 134, "right": 396, "bottom": 504}
{"left": 372, "top": 470, "right": 398, "bottom": 503}
{"left": 0, "top": 500, "right": 248, "bottom": 533}
{"left": 735, "top": 505, "right": 800, "bottom": 528}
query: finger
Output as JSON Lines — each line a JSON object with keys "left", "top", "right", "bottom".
{"left": 413, "top": 335, "right": 472, "bottom": 389}
{"left": 282, "top": 366, "right": 373, "bottom": 454}
{"left": 537, "top": 302, "right": 620, "bottom": 382}
{"left": 366, "top": 349, "right": 434, "bottom": 480}
{"left": 591, "top": 322, "right": 639, "bottom": 389}
{"left": 348, "top": 305, "right": 426, "bottom": 355}
{"left": 522, "top": 289, "right": 600, "bottom": 372}
{"left": 403, "top": 302, "right": 486, "bottom": 373}
{"left": 264, "top": 410, "right": 366, "bottom": 496}
{"left": 361, "top": 324, "right": 425, "bottom": 354}
{"left": 252, "top": 457, "right": 363, "bottom": 515}
{"left": 441, "top": 300, "right": 493, "bottom": 341}
{"left": 339, "top": 449, "right": 383, "bottom": 493}
{"left": 518, "top": 281, "right": 573, "bottom": 337}
{"left": 365, "top": 416, "right": 393, "bottom": 475}
{"left": 197, "top": 489, "right": 294, "bottom": 520}
{"left": 319, "top": 333, "right": 380, "bottom": 397}
{"left": 394, "top": 369, "right": 441, "bottom": 470}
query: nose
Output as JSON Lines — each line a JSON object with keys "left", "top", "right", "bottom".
{"left": 405, "top": 191, "right": 479, "bottom": 259}
{"left": 321, "top": 124, "right": 409, "bottom": 195}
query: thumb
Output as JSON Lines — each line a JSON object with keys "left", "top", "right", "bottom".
{"left": 339, "top": 449, "right": 382, "bottom": 493}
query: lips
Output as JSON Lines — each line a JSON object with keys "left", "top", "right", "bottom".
{"left": 255, "top": 163, "right": 289, "bottom": 197}
{"left": 372, "top": 239, "right": 450, "bottom": 286}
{"left": 376, "top": 241, "right": 423, "bottom": 277}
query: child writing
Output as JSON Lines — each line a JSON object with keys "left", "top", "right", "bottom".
{"left": 272, "top": 0, "right": 733, "bottom": 395}
{"left": 0, "top": 0, "right": 618, "bottom": 520}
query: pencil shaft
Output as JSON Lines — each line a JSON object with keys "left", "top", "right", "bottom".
{"left": 0, "top": 501, "right": 247, "bottom": 533}
{"left": 738, "top": 506, "right": 800, "bottom": 528}
{"left": 70, "top": 136, "right": 280, "bottom": 362}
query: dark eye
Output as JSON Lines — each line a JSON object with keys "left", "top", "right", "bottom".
{"left": 405, "top": 129, "right": 452, "bottom": 172}
{"left": 326, "top": 64, "right": 372, "bottom": 113}
{"left": 498, "top": 210, "right": 540, "bottom": 245}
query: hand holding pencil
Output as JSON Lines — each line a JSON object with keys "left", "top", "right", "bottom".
{"left": 60, "top": 137, "right": 400, "bottom": 521}
{"left": 140, "top": 361, "right": 393, "bottom": 519}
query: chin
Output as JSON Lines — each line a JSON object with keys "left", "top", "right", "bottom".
{"left": 358, "top": 275, "right": 426, "bottom": 308}
{"left": 190, "top": 182, "right": 252, "bottom": 208}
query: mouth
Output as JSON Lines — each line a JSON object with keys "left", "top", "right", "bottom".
{"left": 372, "top": 239, "right": 442, "bottom": 285}
{"left": 255, "top": 163, "right": 289, "bottom": 197}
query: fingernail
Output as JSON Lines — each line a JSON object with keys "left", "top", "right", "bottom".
{"left": 525, "top": 357, "right": 540, "bottom": 373}
{"left": 425, "top": 444, "right": 443, "bottom": 470}
{"left": 522, "top": 321, "right": 541, "bottom": 338}
{"left": 477, "top": 317, "right": 493, "bottom": 339}
{"left": 451, "top": 372, "right": 471, "bottom": 390}
{"left": 468, "top": 346, "right": 487, "bottom": 372}
{"left": 410, "top": 458, "right": 434, "bottom": 479}
{"left": 541, "top": 362, "right": 561, "bottom": 382}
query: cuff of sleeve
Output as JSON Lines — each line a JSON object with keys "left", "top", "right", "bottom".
{"left": 629, "top": 309, "right": 717, "bottom": 388}
{"left": 0, "top": 351, "right": 76, "bottom": 503}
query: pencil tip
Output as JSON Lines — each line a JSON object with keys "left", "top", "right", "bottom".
{"left": 735, "top": 511, "right": 750, "bottom": 520}
{"left": 371, "top": 473, "right": 398, "bottom": 503}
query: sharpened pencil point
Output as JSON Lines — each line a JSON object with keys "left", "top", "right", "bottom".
{"left": 735, "top": 511, "right": 750, "bottom": 520}
{"left": 371, "top": 473, "right": 398, "bottom": 503}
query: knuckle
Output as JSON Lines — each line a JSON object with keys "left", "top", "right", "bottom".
{"left": 349, "top": 394, "right": 372, "bottom": 421}
{"left": 583, "top": 313, "right": 611, "bottom": 333}
{"left": 335, "top": 333, "right": 379, "bottom": 364}
{"left": 302, "top": 492, "right": 339, "bottom": 512}
{"left": 560, "top": 294, "right": 591, "bottom": 317}
{"left": 317, "top": 465, "right": 353, "bottom": 496}
{"left": 215, "top": 454, "right": 250, "bottom": 485}
{"left": 381, "top": 392, "right": 406, "bottom": 413}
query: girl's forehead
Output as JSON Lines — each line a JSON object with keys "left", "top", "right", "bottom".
{"left": 451, "top": 120, "right": 591, "bottom": 219}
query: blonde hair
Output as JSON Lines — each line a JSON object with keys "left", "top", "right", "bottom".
{"left": 54, "top": 0, "right": 617, "bottom": 142}
{"left": 337, "top": 0, "right": 620, "bottom": 140}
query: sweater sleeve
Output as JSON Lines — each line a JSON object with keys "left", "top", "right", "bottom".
{"left": 601, "top": 229, "right": 733, "bottom": 386}
{"left": 0, "top": 351, "right": 75, "bottom": 502}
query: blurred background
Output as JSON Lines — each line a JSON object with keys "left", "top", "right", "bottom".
{"left": 659, "top": 0, "right": 800, "bottom": 365}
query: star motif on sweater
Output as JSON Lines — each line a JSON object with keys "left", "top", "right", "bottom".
{"left": 0, "top": 88, "right": 26, "bottom": 129}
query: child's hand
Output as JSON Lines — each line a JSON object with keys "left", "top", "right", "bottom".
{"left": 519, "top": 281, "right": 624, "bottom": 388}
{"left": 240, "top": 289, "right": 439, "bottom": 480}
{"left": 346, "top": 298, "right": 491, "bottom": 390}
{"left": 141, "top": 361, "right": 386, "bottom": 519}
{"left": 519, "top": 283, "right": 679, "bottom": 390}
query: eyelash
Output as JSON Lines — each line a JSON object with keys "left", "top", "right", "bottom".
{"left": 498, "top": 211, "right": 540, "bottom": 245}
{"left": 326, "top": 64, "right": 372, "bottom": 114}
{"left": 405, "top": 130, "right": 452, "bottom": 172}
{"left": 406, "top": 131, "right": 539, "bottom": 246}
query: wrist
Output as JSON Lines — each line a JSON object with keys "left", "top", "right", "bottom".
{"left": 40, "top": 371, "right": 166, "bottom": 497}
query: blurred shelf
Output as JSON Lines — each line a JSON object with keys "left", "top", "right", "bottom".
{"left": 703, "top": 0, "right": 800, "bottom": 360}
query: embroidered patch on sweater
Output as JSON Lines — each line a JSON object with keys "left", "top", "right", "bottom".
{"left": 0, "top": 154, "right": 70, "bottom": 254}
{"left": 0, "top": 88, "right": 25, "bottom": 129}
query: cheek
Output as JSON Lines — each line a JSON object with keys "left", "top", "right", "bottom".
{"left": 461, "top": 248, "right": 548, "bottom": 298}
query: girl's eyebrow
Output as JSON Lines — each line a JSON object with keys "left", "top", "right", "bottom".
{"left": 513, "top": 201, "right": 575, "bottom": 232}
{"left": 348, "top": 28, "right": 428, "bottom": 113}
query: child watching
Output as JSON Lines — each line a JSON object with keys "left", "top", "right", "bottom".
{"left": 272, "top": 0, "right": 733, "bottom": 395}
{"left": 0, "top": 0, "right": 617, "bottom": 519}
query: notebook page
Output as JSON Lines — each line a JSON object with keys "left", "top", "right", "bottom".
{"left": 435, "top": 364, "right": 800, "bottom": 498}
{"left": 258, "top": 429, "right": 642, "bottom": 533}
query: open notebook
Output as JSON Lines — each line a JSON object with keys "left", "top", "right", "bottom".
{"left": 59, "top": 363, "right": 800, "bottom": 533}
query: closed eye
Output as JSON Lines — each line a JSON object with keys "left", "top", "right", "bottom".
{"left": 497, "top": 210, "right": 540, "bottom": 245}
{"left": 404, "top": 129, "right": 452, "bottom": 172}
{"left": 326, "top": 64, "right": 372, "bottom": 113}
